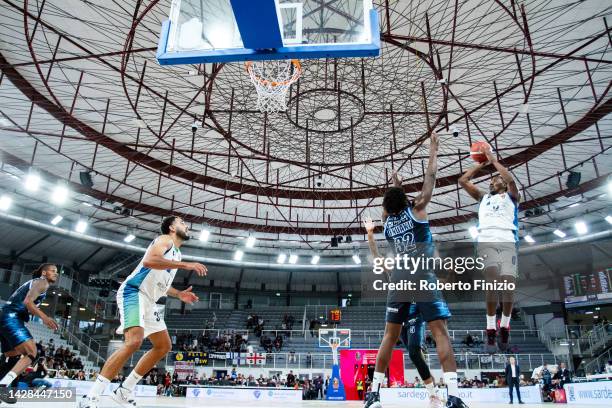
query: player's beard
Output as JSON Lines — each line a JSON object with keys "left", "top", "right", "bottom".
{"left": 177, "top": 228, "right": 190, "bottom": 241}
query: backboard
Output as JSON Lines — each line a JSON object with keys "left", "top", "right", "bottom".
{"left": 157, "top": 0, "right": 380, "bottom": 65}
{"left": 318, "top": 328, "right": 351, "bottom": 349}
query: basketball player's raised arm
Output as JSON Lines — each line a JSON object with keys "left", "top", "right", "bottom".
{"left": 413, "top": 131, "right": 439, "bottom": 212}
{"left": 363, "top": 217, "right": 391, "bottom": 276}
{"left": 142, "top": 236, "right": 207, "bottom": 276}
{"left": 24, "top": 279, "right": 58, "bottom": 330}
{"left": 458, "top": 162, "right": 487, "bottom": 201}
{"left": 483, "top": 146, "right": 520, "bottom": 202}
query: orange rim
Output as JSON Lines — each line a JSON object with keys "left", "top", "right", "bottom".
{"left": 245, "top": 59, "right": 302, "bottom": 87}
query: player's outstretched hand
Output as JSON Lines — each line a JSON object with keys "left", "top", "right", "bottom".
{"left": 430, "top": 131, "right": 439, "bottom": 152}
{"left": 179, "top": 286, "right": 199, "bottom": 304}
{"left": 186, "top": 262, "right": 207, "bottom": 277}
{"left": 43, "top": 316, "right": 59, "bottom": 331}
{"left": 363, "top": 216, "right": 376, "bottom": 233}
{"left": 391, "top": 170, "right": 402, "bottom": 186}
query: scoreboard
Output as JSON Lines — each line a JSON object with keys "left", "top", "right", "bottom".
{"left": 330, "top": 309, "right": 342, "bottom": 322}
{"left": 562, "top": 267, "right": 612, "bottom": 304}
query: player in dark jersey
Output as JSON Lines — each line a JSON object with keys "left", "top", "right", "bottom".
{"left": 363, "top": 132, "right": 467, "bottom": 408}
{"left": 0, "top": 263, "right": 58, "bottom": 404}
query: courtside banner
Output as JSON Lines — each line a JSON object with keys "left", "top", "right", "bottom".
{"left": 50, "top": 379, "right": 157, "bottom": 397}
{"left": 565, "top": 381, "right": 612, "bottom": 405}
{"left": 185, "top": 386, "right": 302, "bottom": 401}
{"left": 381, "top": 385, "right": 542, "bottom": 404}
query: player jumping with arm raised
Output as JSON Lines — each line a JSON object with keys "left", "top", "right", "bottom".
{"left": 458, "top": 144, "right": 520, "bottom": 352}
{"left": 363, "top": 132, "right": 467, "bottom": 408}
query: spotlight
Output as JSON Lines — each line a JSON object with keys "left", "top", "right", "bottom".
{"left": 524, "top": 235, "right": 535, "bottom": 243}
{"left": 245, "top": 235, "right": 256, "bottom": 248}
{"left": 352, "top": 254, "right": 361, "bottom": 264}
{"left": 199, "top": 229, "right": 210, "bottom": 242}
{"left": 605, "top": 216, "right": 612, "bottom": 225}
{"left": 288, "top": 254, "right": 298, "bottom": 264}
{"left": 24, "top": 173, "right": 40, "bottom": 191}
{"left": 277, "top": 253, "right": 287, "bottom": 264}
{"left": 275, "top": 293, "right": 281, "bottom": 297}
{"left": 574, "top": 221, "right": 587, "bottom": 235}
{"left": 310, "top": 255, "right": 320, "bottom": 265}
{"left": 75, "top": 220, "right": 88, "bottom": 233}
{"left": 0, "top": 195, "right": 12, "bottom": 211}
{"left": 124, "top": 234, "right": 136, "bottom": 243}
{"left": 468, "top": 226, "right": 479, "bottom": 239}
{"left": 553, "top": 229, "right": 566, "bottom": 238}
{"left": 52, "top": 184, "right": 69, "bottom": 205}
{"left": 234, "top": 250, "right": 244, "bottom": 261}
{"left": 51, "top": 215, "right": 63, "bottom": 225}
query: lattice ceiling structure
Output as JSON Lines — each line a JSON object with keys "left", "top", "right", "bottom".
{"left": 0, "top": 0, "right": 610, "bottom": 252}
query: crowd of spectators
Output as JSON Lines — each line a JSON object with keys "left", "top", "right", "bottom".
{"left": 35, "top": 339, "right": 84, "bottom": 372}
{"left": 136, "top": 367, "right": 330, "bottom": 399}
{"left": 172, "top": 331, "right": 249, "bottom": 353}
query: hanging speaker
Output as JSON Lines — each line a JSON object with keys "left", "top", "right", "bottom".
{"left": 566, "top": 171, "right": 581, "bottom": 189}
{"left": 331, "top": 237, "right": 338, "bottom": 247}
{"left": 79, "top": 171, "right": 94, "bottom": 188}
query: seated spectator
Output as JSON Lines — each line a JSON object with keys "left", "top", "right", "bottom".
{"left": 463, "top": 333, "right": 475, "bottom": 348}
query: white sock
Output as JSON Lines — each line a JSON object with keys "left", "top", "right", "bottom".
{"left": 0, "top": 371, "right": 16, "bottom": 386}
{"left": 443, "top": 372, "right": 459, "bottom": 397}
{"left": 372, "top": 371, "right": 385, "bottom": 393}
{"left": 486, "top": 314, "right": 497, "bottom": 330}
{"left": 122, "top": 370, "right": 143, "bottom": 391}
{"left": 500, "top": 314, "right": 511, "bottom": 329}
{"left": 88, "top": 374, "right": 110, "bottom": 398}
{"left": 425, "top": 381, "right": 436, "bottom": 397}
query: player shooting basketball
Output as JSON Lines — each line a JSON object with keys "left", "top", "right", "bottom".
{"left": 458, "top": 144, "right": 520, "bottom": 352}
{"left": 363, "top": 132, "right": 468, "bottom": 408}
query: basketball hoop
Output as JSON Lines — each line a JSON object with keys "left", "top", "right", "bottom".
{"left": 245, "top": 59, "right": 301, "bottom": 113}
{"left": 331, "top": 342, "right": 340, "bottom": 366}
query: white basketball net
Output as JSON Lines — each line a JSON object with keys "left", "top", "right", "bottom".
{"left": 246, "top": 59, "right": 301, "bottom": 113}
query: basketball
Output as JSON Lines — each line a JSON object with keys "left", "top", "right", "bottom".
{"left": 470, "top": 141, "right": 491, "bottom": 163}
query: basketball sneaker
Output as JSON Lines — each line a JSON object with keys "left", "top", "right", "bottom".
{"left": 77, "top": 395, "right": 99, "bottom": 408}
{"left": 111, "top": 384, "right": 137, "bottom": 407}
{"left": 446, "top": 395, "right": 469, "bottom": 408}
{"left": 499, "top": 327, "right": 510, "bottom": 352}
{"left": 364, "top": 391, "right": 382, "bottom": 408}
{"left": 485, "top": 328, "right": 497, "bottom": 353}
{"left": 0, "top": 385, "right": 17, "bottom": 404}
{"left": 429, "top": 393, "right": 445, "bottom": 408}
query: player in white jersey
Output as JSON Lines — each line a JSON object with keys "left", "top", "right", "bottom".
{"left": 79, "top": 216, "right": 207, "bottom": 408}
{"left": 459, "top": 145, "right": 520, "bottom": 352}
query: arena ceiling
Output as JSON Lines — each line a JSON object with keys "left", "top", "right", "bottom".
{"left": 0, "top": 0, "right": 610, "bottom": 252}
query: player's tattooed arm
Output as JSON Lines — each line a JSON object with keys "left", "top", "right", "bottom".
{"left": 413, "top": 131, "right": 439, "bottom": 213}
{"left": 483, "top": 146, "right": 520, "bottom": 202}
{"left": 458, "top": 161, "right": 487, "bottom": 201}
{"left": 143, "top": 236, "right": 207, "bottom": 276}
{"left": 24, "top": 279, "right": 58, "bottom": 330}
{"left": 167, "top": 286, "right": 199, "bottom": 304}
